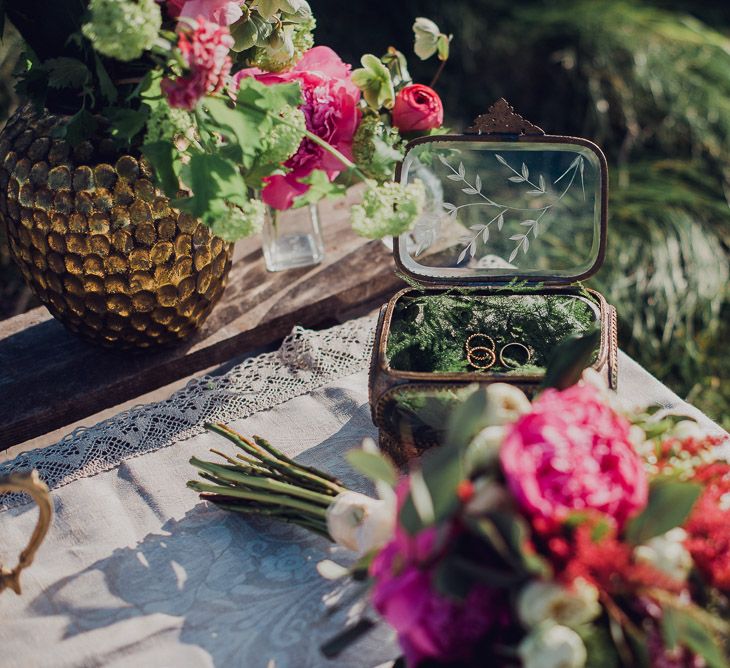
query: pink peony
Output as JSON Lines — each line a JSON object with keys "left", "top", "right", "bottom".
{"left": 500, "top": 384, "right": 648, "bottom": 528}
{"left": 162, "top": 17, "right": 234, "bottom": 110}
{"left": 166, "top": 0, "right": 243, "bottom": 25}
{"left": 235, "top": 46, "right": 361, "bottom": 210}
{"left": 369, "top": 481, "right": 507, "bottom": 666}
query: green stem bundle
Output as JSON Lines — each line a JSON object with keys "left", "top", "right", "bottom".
{"left": 188, "top": 423, "right": 348, "bottom": 538}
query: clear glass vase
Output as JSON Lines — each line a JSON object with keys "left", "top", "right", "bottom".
{"left": 261, "top": 203, "right": 325, "bottom": 272}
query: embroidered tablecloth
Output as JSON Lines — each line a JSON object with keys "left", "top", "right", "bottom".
{"left": 0, "top": 316, "right": 724, "bottom": 668}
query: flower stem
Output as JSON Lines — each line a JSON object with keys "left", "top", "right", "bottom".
{"left": 188, "top": 480, "right": 330, "bottom": 519}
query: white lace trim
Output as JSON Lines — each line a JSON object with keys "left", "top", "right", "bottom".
{"left": 0, "top": 317, "right": 376, "bottom": 511}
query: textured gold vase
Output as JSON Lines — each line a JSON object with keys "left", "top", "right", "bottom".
{"left": 0, "top": 105, "right": 233, "bottom": 349}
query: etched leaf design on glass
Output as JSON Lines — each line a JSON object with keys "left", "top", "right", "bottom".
{"left": 439, "top": 152, "right": 587, "bottom": 266}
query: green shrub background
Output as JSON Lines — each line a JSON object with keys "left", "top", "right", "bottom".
{"left": 0, "top": 0, "right": 727, "bottom": 427}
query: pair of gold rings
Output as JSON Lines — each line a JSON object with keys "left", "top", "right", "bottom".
{"left": 465, "top": 333, "right": 532, "bottom": 371}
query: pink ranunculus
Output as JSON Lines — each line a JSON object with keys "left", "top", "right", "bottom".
{"left": 235, "top": 46, "right": 361, "bottom": 210}
{"left": 392, "top": 84, "right": 444, "bottom": 133}
{"left": 166, "top": 0, "right": 243, "bottom": 25}
{"left": 162, "top": 17, "right": 234, "bottom": 110}
{"left": 500, "top": 384, "right": 648, "bottom": 528}
{"left": 369, "top": 481, "right": 507, "bottom": 666}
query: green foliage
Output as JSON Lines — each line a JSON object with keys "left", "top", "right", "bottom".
{"left": 542, "top": 328, "right": 601, "bottom": 390}
{"left": 661, "top": 604, "right": 729, "bottom": 668}
{"left": 345, "top": 448, "right": 398, "bottom": 487}
{"left": 292, "top": 170, "right": 347, "bottom": 208}
{"left": 625, "top": 479, "right": 702, "bottom": 545}
{"left": 386, "top": 292, "right": 598, "bottom": 374}
{"left": 44, "top": 57, "right": 90, "bottom": 90}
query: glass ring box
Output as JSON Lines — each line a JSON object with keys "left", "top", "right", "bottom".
{"left": 368, "top": 100, "right": 618, "bottom": 464}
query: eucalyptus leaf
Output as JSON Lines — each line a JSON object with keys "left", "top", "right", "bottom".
{"left": 541, "top": 327, "right": 600, "bottom": 390}
{"left": 625, "top": 479, "right": 702, "bottom": 545}
{"left": 345, "top": 449, "right": 397, "bottom": 487}
{"left": 661, "top": 606, "right": 728, "bottom": 668}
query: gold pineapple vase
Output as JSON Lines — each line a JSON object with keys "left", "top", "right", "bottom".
{"left": 0, "top": 105, "right": 233, "bottom": 349}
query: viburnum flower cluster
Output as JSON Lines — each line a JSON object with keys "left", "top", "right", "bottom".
{"left": 162, "top": 18, "right": 235, "bottom": 110}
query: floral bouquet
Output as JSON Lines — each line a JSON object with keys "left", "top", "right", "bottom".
{"left": 189, "top": 337, "right": 730, "bottom": 667}
{"left": 5, "top": 1, "right": 450, "bottom": 242}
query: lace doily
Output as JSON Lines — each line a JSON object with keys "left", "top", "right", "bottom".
{"left": 0, "top": 317, "right": 376, "bottom": 512}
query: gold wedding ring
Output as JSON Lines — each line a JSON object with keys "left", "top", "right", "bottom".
{"left": 499, "top": 342, "right": 532, "bottom": 368}
{"left": 466, "top": 333, "right": 496, "bottom": 370}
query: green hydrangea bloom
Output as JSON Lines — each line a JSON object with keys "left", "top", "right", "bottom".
{"left": 208, "top": 199, "right": 266, "bottom": 242}
{"left": 83, "top": 0, "right": 161, "bottom": 62}
{"left": 252, "top": 17, "right": 316, "bottom": 72}
{"left": 352, "top": 115, "right": 404, "bottom": 183}
{"left": 351, "top": 180, "right": 426, "bottom": 239}
{"left": 261, "top": 106, "right": 306, "bottom": 165}
{"left": 144, "top": 104, "right": 195, "bottom": 145}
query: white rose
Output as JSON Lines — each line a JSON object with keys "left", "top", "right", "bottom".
{"left": 517, "top": 578, "right": 601, "bottom": 628}
{"left": 483, "top": 383, "right": 531, "bottom": 426}
{"left": 518, "top": 625, "right": 587, "bottom": 668}
{"left": 634, "top": 528, "right": 693, "bottom": 582}
{"left": 326, "top": 491, "right": 395, "bottom": 555}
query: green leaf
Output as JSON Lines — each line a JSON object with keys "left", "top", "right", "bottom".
{"left": 542, "top": 327, "right": 600, "bottom": 390}
{"left": 445, "top": 384, "right": 488, "bottom": 450}
{"left": 44, "top": 57, "right": 91, "bottom": 90}
{"left": 94, "top": 55, "right": 117, "bottom": 104}
{"left": 625, "top": 479, "right": 702, "bottom": 545}
{"left": 345, "top": 449, "right": 397, "bottom": 487}
{"left": 437, "top": 34, "right": 451, "bottom": 61}
{"left": 64, "top": 108, "right": 98, "bottom": 145}
{"left": 104, "top": 107, "right": 148, "bottom": 142}
{"left": 203, "top": 96, "right": 266, "bottom": 161}
{"left": 399, "top": 441, "right": 464, "bottom": 535}
{"left": 141, "top": 141, "right": 179, "bottom": 197}
{"left": 291, "top": 170, "right": 347, "bottom": 209}
{"left": 230, "top": 15, "right": 260, "bottom": 52}
{"left": 176, "top": 153, "right": 247, "bottom": 221}
{"left": 662, "top": 606, "right": 728, "bottom": 668}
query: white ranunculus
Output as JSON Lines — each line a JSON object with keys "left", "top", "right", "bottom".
{"left": 518, "top": 625, "right": 587, "bottom": 668}
{"left": 326, "top": 491, "right": 395, "bottom": 555}
{"left": 517, "top": 578, "right": 601, "bottom": 629}
{"left": 634, "top": 528, "right": 693, "bottom": 582}
{"left": 483, "top": 383, "right": 531, "bottom": 426}
{"left": 465, "top": 425, "right": 505, "bottom": 472}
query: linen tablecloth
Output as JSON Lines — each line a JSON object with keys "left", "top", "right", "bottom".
{"left": 0, "top": 316, "right": 725, "bottom": 668}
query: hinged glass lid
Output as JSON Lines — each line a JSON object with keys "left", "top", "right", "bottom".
{"left": 394, "top": 100, "right": 608, "bottom": 284}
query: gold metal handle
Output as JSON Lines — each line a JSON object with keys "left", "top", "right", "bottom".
{"left": 0, "top": 471, "right": 52, "bottom": 596}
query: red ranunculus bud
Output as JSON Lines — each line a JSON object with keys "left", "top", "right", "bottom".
{"left": 392, "top": 84, "right": 444, "bottom": 133}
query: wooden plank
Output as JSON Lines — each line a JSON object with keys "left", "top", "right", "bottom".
{"left": 0, "top": 191, "right": 404, "bottom": 449}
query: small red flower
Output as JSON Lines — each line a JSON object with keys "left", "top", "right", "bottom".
{"left": 392, "top": 84, "right": 444, "bottom": 133}
{"left": 456, "top": 480, "right": 475, "bottom": 504}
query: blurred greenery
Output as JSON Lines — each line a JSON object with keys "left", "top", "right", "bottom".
{"left": 311, "top": 0, "right": 729, "bottom": 428}
{"left": 0, "top": 0, "right": 727, "bottom": 427}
